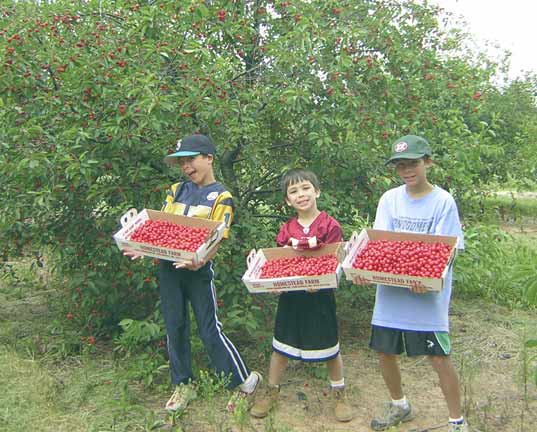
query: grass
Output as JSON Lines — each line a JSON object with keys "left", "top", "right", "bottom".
{"left": 0, "top": 347, "right": 164, "bottom": 432}
{"left": 0, "top": 260, "right": 167, "bottom": 432}
{"left": 0, "top": 331, "right": 183, "bottom": 432}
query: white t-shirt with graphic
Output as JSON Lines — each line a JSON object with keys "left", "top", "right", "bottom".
{"left": 371, "top": 185, "right": 464, "bottom": 332}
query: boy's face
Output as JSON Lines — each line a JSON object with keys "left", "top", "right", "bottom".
{"left": 177, "top": 154, "right": 214, "bottom": 186}
{"left": 393, "top": 158, "right": 432, "bottom": 187}
{"left": 285, "top": 180, "right": 320, "bottom": 213}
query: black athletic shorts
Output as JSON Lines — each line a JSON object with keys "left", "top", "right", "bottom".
{"left": 369, "top": 325, "right": 451, "bottom": 357}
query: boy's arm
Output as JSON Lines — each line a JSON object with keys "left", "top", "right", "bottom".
{"left": 175, "top": 191, "right": 233, "bottom": 270}
{"left": 353, "top": 194, "right": 389, "bottom": 286}
{"left": 324, "top": 219, "right": 343, "bottom": 243}
{"left": 372, "top": 193, "right": 393, "bottom": 231}
{"left": 161, "top": 182, "right": 181, "bottom": 212}
{"left": 434, "top": 200, "right": 465, "bottom": 250}
{"left": 276, "top": 223, "right": 289, "bottom": 247}
{"left": 210, "top": 191, "right": 234, "bottom": 239}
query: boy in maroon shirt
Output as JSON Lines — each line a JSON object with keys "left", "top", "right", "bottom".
{"left": 250, "top": 168, "right": 353, "bottom": 422}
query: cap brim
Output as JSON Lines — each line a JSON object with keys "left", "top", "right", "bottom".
{"left": 164, "top": 151, "right": 201, "bottom": 165}
{"left": 385, "top": 153, "right": 427, "bottom": 165}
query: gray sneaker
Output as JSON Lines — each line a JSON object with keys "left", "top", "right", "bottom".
{"left": 448, "top": 421, "right": 469, "bottom": 432}
{"left": 226, "top": 371, "right": 263, "bottom": 413}
{"left": 370, "top": 401, "right": 414, "bottom": 431}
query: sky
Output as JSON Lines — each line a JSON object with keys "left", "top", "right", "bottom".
{"left": 432, "top": 0, "right": 537, "bottom": 80}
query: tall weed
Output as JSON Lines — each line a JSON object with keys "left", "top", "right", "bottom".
{"left": 512, "top": 260, "right": 537, "bottom": 307}
{"left": 525, "top": 339, "right": 537, "bottom": 387}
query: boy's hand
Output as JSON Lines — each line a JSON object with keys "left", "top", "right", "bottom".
{"left": 306, "top": 288, "right": 319, "bottom": 293}
{"left": 173, "top": 258, "right": 206, "bottom": 271}
{"left": 409, "top": 280, "right": 428, "bottom": 294}
{"left": 173, "top": 244, "right": 219, "bottom": 271}
{"left": 352, "top": 275, "right": 372, "bottom": 286}
{"left": 268, "top": 287, "right": 281, "bottom": 296}
{"left": 123, "top": 247, "right": 143, "bottom": 260}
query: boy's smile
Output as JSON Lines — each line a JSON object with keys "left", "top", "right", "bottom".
{"left": 177, "top": 154, "right": 215, "bottom": 186}
{"left": 394, "top": 158, "right": 432, "bottom": 189}
{"left": 286, "top": 180, "right": 320, "bottom": 213}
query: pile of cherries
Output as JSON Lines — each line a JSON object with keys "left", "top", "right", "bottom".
{"left": 352, "top": 239, "right": 452, "bottom": 278}
{"left": 129, "top": 220, "right": 210, "bottom": 252}
{"left": 260, "top": 255, "right": 338, "bottom": 278}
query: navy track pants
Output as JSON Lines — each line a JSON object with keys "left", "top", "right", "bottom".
{"left": 159, "top": 260, "right": 249, "bottom": 389}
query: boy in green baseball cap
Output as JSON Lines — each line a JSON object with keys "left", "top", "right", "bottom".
{"left": 352, "top": 135, "right": 469, "bottom": 432}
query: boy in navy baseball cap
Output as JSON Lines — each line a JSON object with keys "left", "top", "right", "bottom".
{"left": 126, "top": 133, "right": 261, "bottom": 413}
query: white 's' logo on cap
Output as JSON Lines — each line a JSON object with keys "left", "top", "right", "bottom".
{"left": 176, "top": 140, "right": 182, "bottom": 151}
{"left": 394, "top": 141, "right": 408, "bottom": 153}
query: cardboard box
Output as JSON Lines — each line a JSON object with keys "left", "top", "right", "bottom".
{"left": 242, "top": 243, "right": 346, "bottom": 294}
{"left": 113, "top": 208, "right": 225, "bottom": 263}
{"left": 341, "top": 229, "right": 459, "bottom": 291}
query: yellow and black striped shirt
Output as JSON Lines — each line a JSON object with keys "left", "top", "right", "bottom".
{"left": 161, "top": 181, "right": 233, "bottom": 238}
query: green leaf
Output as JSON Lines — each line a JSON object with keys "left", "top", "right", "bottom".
{"left": 526, "top": 340, "right": 537, "bottom": 348}
{"left": 28, "top": 160, "right": 39, "bottom": 169}
{"left": 119, "top": 319, "right": 134, "bottom": 329}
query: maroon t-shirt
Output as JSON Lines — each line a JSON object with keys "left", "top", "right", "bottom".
{"left": 276, "top": 211, "right": 342, "bottom": 250}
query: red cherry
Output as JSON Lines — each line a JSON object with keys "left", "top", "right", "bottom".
{"left": 129, "top": 220, "right": 210, "bottom": 252}
{"left": 260, "top": 254, "right": 338, "bottom": 278}
{"left": 352, "top": 239, "right": 452, "bottom": 278}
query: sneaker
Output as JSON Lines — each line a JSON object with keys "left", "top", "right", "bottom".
{"left": 332, "top": 387, "right": 353, "bottom": 422}
{"left": 250, "top": 383, "right": 280, "bottom": 418}
{"left": 448, "top": 421, "right": 469, "bottom": 432}
{"left": 226, "top": 371, "right": 263, "bottom": 413}
{"left": 370, "top": 401, "right": 414, "bottom": 431}
{"left": 165, "top": 383, "right": 197, "bottom": 412}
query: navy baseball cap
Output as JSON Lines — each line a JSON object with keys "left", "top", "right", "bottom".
{"left": 164, "top": 134, "right": 216, "bottom": 165}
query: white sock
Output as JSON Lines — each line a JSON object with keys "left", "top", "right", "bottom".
{"left": 449, "top": 416, "right": 464, "bottom": 424}
{"left": 330, "top": 378, "right": 345, "bottom": 389}
{"left": 392, "top": 396, "right": 409, "bottom": 409}
{"left": 239, "top": 372, "right": 260, "bottom": 394}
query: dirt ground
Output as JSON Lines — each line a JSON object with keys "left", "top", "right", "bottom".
{"left": 174, "top": 297, "right": 536, "bottom": 432}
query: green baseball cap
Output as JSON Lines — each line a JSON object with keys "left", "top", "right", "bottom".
{"left": 386, "top": 135, "right": 432, "bottom": 165}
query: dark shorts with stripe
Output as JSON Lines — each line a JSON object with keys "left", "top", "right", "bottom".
{"left": 369, "top": 325, "right": 452, "bottom": 357}
{"left": 273, "top": 289, "right": 339, "bottom": 362}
